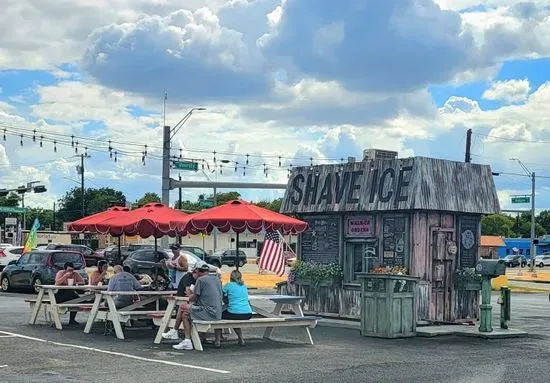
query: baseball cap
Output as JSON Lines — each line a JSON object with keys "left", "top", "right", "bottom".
{"left": 194, "top": 260, "right": 210, "bottom": 272}
{"left": 169, "top": 244, "right": 181, "bottom": 250}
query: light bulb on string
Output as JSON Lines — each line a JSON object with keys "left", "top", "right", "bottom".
{"left": 40, "top": 136, "right": 43, "bottom": 148}
{"left": 75, "top": 141, "right": 79, "bottom": 154}
{"left": 213, "top": 151, "right": 216, "bottom": 164}
{"left": 85, "top": 146, "right": 88, "bottom": 156}
{"left": 234, "top": 162, "right": 238, "bottom": 172}
{"left": 144, "top": 145, "right": 148, "bottom": 157}
{"left": 310, "top": 157, "right": 313, "bottom": 170}
{"left": 243, "top": 166, "right": 246, "bottom": 176}
{"left": 278, "top": 156, "right": 282, "bottom": 167}
{"left": 179, "top": 148, "right": 182, "bottom": 159}
{"left": 3, "top": 129, "right": 6, "bottom": 141}
{"left": 32, "top": 130, "right": 36, "bottom": 142}
{"left": 20, "top": 134, "right": 23, "bottom": 146}
{"left": 54, "top": 140, "right": 57, "bottom": 153}
{"left": 108, "top": 140, "right": 112, "bottom": 154}
{"left": 71, "top": 135, "right": 74, "bottom": 147}
{"left": 142, "top": 152, "right": 146, "bottom": 166}
{"left": 263, "top": 163, "right": 267, "bottom": 175}
{"left": 246, "top": 154, "right": 249, "bottom": 165}
{"left": 114, "top": 151, "right": 118, "bottom": 162}
{"left": 202, "top": 160, "right": 205, "bottom": 171}
{"left": 265, "top": 167, "right": 268, "bottom": 178}
{"left": 220, "top": 164, "right": 223, "bottom": 175}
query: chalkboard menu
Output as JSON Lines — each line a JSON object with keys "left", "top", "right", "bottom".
{"left": 382, "top": 216, "right": 407, "bottom": 268}
{"left": 460, "top": 216, "right": 479, "bottom": 267}
{"left": 300, "top": 215, "right": 340, "bottom": 264}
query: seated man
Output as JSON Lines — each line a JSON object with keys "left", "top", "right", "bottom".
{"left": 107, "top": 265, "right": 142, "bottom": 309}
{"left": 172, "top": 261, "right": 223, "bottom": 350}
{"left": 55, "top": 262, "right": 85, "bottom": 325}
{"left": 161, "top": 268, "right": 198, "bottom": 341}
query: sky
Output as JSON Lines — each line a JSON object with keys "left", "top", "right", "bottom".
{"left": 1, "top": 0, "right": 550, "bottom": 214}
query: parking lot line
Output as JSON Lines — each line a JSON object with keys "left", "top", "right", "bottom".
{"left": 0, "top": 330, "right": 230, "bottom": 374}
{"left": 0, "top": 335, "right": 15, "bottom": 338}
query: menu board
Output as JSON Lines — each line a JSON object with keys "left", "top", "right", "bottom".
{"left": 300, "top": 215, "right": 340, "bottom": 264}
{"left": 382, "top": 216, "right": 407, "bottom": 268}
{"left": 460, "top": 216, "right": 479, "bottom": 268}
{"left": 345, "top": 215, "right": 375, "bottom": 237}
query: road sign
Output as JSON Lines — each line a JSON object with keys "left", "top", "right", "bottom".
{"left": 173, "top": 161, "right": 198, "bottom": 171}
{"left": 199, "top": 200, "right": 215, "bottom": 208}
{"left": 0, "top": 206, "right": 26, "bottom": 213}
{"left": 511, "top": 196, "right": 530, "bottom": 204}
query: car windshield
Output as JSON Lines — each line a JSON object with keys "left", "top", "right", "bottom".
{"left": 183, "top": 251, "right": 201, "bottom": 263}
{"left": 51, "top": 252, "right": 84, "bottom": 269}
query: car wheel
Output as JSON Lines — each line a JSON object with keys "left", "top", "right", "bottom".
{"left": 32, "top": 277, "right": 43, "bottom": 293}
{"left": 539, "top": 263, "right": 544, "bottom": 268}
{"left": 1, "top": 276, "right": 10, "bottom": 292}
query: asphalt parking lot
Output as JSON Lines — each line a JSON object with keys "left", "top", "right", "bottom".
{"left": 2, "top": 291, "right": 550, "bottom": 383}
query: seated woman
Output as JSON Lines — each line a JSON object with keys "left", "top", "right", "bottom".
{"left": 90, "top": 260, "right": 109, "bottom": 285}
{"left": 222, "top": 270, "right": 253, "bottom": 346}
{"left": 55, "top": 262, "right": 85, "bottom": 325}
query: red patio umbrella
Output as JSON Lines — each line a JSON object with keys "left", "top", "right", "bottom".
{"left": 67, "top": 206, "right": 129, "bottom": 232}
{"left": 98, "top": 202, "right": 189, "bottom": 239}
{"left": 174, "top": 200, "right": 308, "bottom": 270}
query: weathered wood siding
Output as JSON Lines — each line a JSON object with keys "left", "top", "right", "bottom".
{"left": 281, "top": 157, "right": 500, "bottom": 215}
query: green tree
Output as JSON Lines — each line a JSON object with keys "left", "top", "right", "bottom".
{"left": 205, "top": 191, "right": 241, "bottom": 206}
{"left": 135, "top": 192, "right": 161, "bottom": 207}
{"left": 481, "top": 214, "right": 516, "bottom": 237}
{"left": 254, "top": 198, "right": 283, "bottom": 212}
{"left": 56, "top": 187, "right": 126, "bottom": 223}
{"left": 536, "top": 210, "right": 550, "bottom": 234}
{"left": 24, "top": 208, "right": 54, "bottom": 231}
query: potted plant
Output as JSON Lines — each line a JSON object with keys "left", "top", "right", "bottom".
{"left": 294, "top": 261, "right": 343, "bottom": 288}
{"left": 455, "top": 267, "right": 483, "bottom": 291}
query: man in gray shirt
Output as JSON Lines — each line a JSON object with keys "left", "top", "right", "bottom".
{"left": 108, "top": 265, "right": 142, "bottom": 308}
{"left": 174, "top": 261, "right": 223, "bottom": 350}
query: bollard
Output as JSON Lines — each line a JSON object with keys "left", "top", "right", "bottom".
{"left": 479, "top": 277, "right": 493, "bottom": 332}
{"left": 499, "top": 286, "right": 511, "bottom": 329}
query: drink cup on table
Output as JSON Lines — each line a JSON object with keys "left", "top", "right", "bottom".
{"left": 67, "top": 278, "right": 74, "bottom": 286}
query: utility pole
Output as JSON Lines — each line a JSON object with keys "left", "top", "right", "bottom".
{"left": 21, "top": 193, "right": 25, "bottom": 231}
{"left": 81, "top": 154, "right": 85, "bottom": 218}
{"left": 465, "top": 128, "right": 472, "bottom": 163}
{"left": 178, "top": 173, "right": 182, "bottom": 245}
{"left": 161, "top": 107, "right": 205, "bottom": 248}
{"left": 52, "top": 202, "right": 56, "bottom": 231}
{"left": 530, "top": 171, "right": 536, "bottom": 271}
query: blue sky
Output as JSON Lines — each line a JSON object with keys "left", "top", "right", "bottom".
{"left": 1, "top": 0, "right": 550, "bottom": 213}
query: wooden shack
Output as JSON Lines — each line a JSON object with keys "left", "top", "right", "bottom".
{"left": 280, "top": 156, "right": 500, "bottom": 322}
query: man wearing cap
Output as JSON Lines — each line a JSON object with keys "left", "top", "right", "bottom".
{"left": 168, "top": 244, "right": 188, "bottom": 289}
{"left": 171, "top": 261, "right": 223, "bottom": 350}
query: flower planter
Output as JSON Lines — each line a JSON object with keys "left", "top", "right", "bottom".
{"left": 295, "top": 277, "right": 342, "bottom": 288}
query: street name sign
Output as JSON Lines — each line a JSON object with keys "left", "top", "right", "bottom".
{"left": 0, "top": 206, "right": 26, "bottom": 213}
{"left": 199, "top": 200, "right": 215, "bottom": 208}
{"left": 173, "top": 161, "right": 198, "bottom": 171}
{"left": 511, "top": 196, "right": 530, "bottom": 204}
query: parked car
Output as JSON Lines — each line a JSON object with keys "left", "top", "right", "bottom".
{"left": 104, "top": 245, "right": 128, "bottom": 265}
{"left": 212, "top": 249, "right": 247, "bottom": 267}
{"left": 535, "top": 254, "right": 550, "bottom": 267}
{"left": 45, "top": 244, "right": 104, "bottom": 267}
{"left": 181, "top": 246, "right": 221, "bottom": 268}
{"left": 503, "top": 254, "right": 527, "bottom": 268}
{"left": 0, "top": 243, "right": 13, "bottom": 249}
{"left": 123, "top": 248, "right": 171, "bottom": 276}
{"left": 0, "top": 246, "right": 25, "bottom": 270}
{"left": 0, "top": 250, "right": 89, "bottom": 292}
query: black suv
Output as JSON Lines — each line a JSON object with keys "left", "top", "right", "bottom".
{"left": 503, "top": 254, "right": 527, "bottom": 268}
{"left": 1, "top": 250, "right": 89, "bottom": 292}
{"left": 105, "top": 244, "right": 154, "bottom": 265}
{"left": 212, "top": 249, "right": 247, "bottom": 267}
{"left": 181, "top": 246, "right": 222, "bottom": 268}
{"left": 45, "top": 244, "right": 104, "bottom": 267}
{"left": 123, "top": 248, "right": 171, "bottom": 276}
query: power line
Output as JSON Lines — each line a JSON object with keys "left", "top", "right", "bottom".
{"left": 473, "top": 132, "right": 550, "bottom": 144}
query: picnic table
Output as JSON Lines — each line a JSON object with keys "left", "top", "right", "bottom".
{"left": 152, "top": 294, "right": 318, "bottom": 351}
{"left": 84, "top": 290, "right": 176, "bottom": 340}
{"left": 28, "top": 284, "right": 106, "bottom": 330}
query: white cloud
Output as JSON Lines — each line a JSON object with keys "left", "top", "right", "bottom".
{"left": 483, "top": 79, "right": 531, "bottom": 103}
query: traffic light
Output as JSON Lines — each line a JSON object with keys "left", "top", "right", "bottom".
{"left": 0, "top": 189, "right": 8, "bottom": 197}
{"left": 16, "top": 186, "right": 27, "bottom": 194}
{"left": 33, "top": 185, "right": 47, "bottom": 193}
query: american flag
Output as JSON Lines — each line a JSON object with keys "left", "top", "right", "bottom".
{"left": 259, "top": 231, "right": 285, "bottom": 276}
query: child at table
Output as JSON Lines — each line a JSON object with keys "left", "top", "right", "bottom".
{"left": 55, "top": 262, "right": 85, "bottom": 325}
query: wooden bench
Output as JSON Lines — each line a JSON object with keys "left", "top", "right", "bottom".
{"left": 189, "top": 316, "right": 320, "bottom": 351}
{"left": 25, "top": 298, "right": 52, "bottom": 322}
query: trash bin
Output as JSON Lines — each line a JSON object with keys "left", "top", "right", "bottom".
{"left": 358, "top": 273, "right": 419, "bottom": 338}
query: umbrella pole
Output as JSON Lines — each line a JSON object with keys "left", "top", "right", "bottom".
{"left": 235, "top": 231, "right": 239, "bottom": 271}
{"left": 117, "top": 236, "right": 121, "bottom": 265}
{"left": 155, "top": 237, "right": 158, "bottom": 252}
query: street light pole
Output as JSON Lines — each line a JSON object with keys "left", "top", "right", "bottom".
{"left": 510, "top": 158, "right": 536, "bottom": 272}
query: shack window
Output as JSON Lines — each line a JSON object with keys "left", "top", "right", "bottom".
{"left": 381, "top": 215, "right": 408, "bottom": 268}
{"left": 519, "top": 249, "right": 524, "bottom": 255}
{"left": 506, "top": 248, "right": 510, "bottom": 255}
{"left": 344, "top": 239, "right": 378, "bottom": 283}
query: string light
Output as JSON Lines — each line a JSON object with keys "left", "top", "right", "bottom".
{"left": 75, "top": 141, "right": 79, "bottom": 154}
{"left": 71, "top": 135, "right": 75, "bottom": 147}
{"left": 278, "top": 156, "right": 282, "bottom": 167}
{"left": 144, "top": 145, "right": 148, "bottom": 157}
{"left": 220, "top": 164, "right": 223, "bottom": 175}
{"left": 243, "top": 166, "right": 246, "bottom": 176}
{"left": 40, "top": 136, "right": 43, "bottom": 148}
{"left": 3, "top": 129, "right": 5, "bottom": 141}
{"left": 20, "top": 134, "right": 23, "bottom": 146}
{"left": 32, "top": 130, "right": 36, "bottom": 142}
{"left": 179, "top": 148, "right": 183, "bottom": 159}
{"left": 54, "top": 140, "right": 57, "bottom": 153}
{"left": 85, "top": 146, "right": 88, "bottom": 156}
{"left": 114, "top": 151, "right": 118, "bottom": 162}
{"left": 234, "top": 162, "right": 238, "bottom": 172}
{"left": 246, "top": 154, "right": 249, "bottom": 165}
{"left": 213, "top": 151, "right": 216, "bottom": 164}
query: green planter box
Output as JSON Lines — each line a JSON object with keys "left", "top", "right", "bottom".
{"left": 456, "top": 280, "right": 482, "bottom": 291}
{"left": 357, "top": 273, "right": 420, "bottom": 339}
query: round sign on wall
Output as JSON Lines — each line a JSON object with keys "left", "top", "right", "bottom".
{"left": 461, "top": 229, "right": 475, "bottom": 250}
{"left": 447, "top": 242, "right": 458, "bottom": 255}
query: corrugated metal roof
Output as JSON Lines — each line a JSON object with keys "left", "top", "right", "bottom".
{"left": 480, "top": 235, "right": 506, "bottom": 247}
